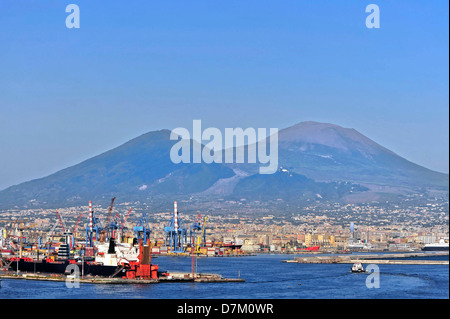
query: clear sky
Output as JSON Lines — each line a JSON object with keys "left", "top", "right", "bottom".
{"left": 0, "top": 0, "right": 448, "bottom": 190}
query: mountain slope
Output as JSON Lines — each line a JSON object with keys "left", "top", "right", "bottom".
{"left": 231, "top": 169, "right": 368, "bottom": 201}
{"left": 274, "top": 121, "right": 447, "bottom": 188}
{"left": 0, "top": 121, "right": 447, "bottom": 210}
{"left": 0, "top": 130, "right": 235, "bottom": 208}
{"left": 224, "top": 121, "right": 448, "bottom": 190}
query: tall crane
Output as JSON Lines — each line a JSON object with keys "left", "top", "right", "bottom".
{"left": 190, "top": 214, "right": 202, "bottom": 247}
{"left": 195, "top": 216, "right": 208, "bottom": 254}
{"left": 5, "top": 219, "right": 18, "bottom": 243}
{"left": 105, "top": 197, "right": 116, "bottom": 228}
{"left": 16, "top": 221, "right": 37, "bottom": 258}
{"left": 72, "top": 211, "right": 84, "bottom": 235}
{"left": 164, "top": 201, "right": 187, "bottom": 253}
{"left": 119, "top": 208, "right": 132, "bottom": 241}
{"left": 55, "top": 210, "right": 66, "bottom": 232}
{"left": 46, "top": 210, "right": 68, "bottom": 244}
{"left": 65, "top": 211, "right": 84, "bottom": 249}
{"left": 133, "top": 212, "right": 151, "bottom": 243}
{"left": 85, "top": 201, "right": 103, "bottom": 248}
{"left": 100, "top": 197, "right": 116, "bottom": 242}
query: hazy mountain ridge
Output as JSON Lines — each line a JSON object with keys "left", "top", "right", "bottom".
{"left": 0, "top": 121, "right": 447, "bottom": 210}
{"left": 275, "top": 122, "right": 448, "bottom": 188}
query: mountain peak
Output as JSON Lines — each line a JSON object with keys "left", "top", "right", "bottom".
{"left": 278, "top": 121, "right": 387, "bottom": 155}
{"left": 275, "top": 121, "right": 448, "bottom": 189}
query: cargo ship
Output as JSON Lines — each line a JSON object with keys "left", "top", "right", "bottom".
{"left": 6, "top": 238, "right": 158, "bottom": 279}
{"left": 8, "top": 257, "right": 123, "bottom": 277}
{"left": 222, "top": 242, "right": 242, "bottom": 250}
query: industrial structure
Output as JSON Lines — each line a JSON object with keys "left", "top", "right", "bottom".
{"left": 0, "top": 196, "right": 249, "bottom": 285}
{"left": 189, "top": 214, "right": 203, "bottom": 247}
{"left": 85, "top": 200, "right": 103, "bottom": 249}
{"left": 164, "top": 201, "right": 187, "bottom": 253}
{"left": 133, "top": 211, "right": 151, "bottom": 243}
{"left": 195, "top": 216, "right": 208, "bottom": 254}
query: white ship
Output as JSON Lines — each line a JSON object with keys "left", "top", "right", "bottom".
{"left": 421, "top": 239, "right": 449, "bottom": 251}
{"left": 94, "top": 239, "right": 140, "bottom": 267}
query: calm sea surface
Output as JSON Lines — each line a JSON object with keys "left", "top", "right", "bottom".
{"left": 0, "top": 254, "right": 448, "bottom": 299}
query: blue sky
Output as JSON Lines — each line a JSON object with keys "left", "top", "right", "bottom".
{"left": 0, "top": 0, "right": 448, "bottom": 190}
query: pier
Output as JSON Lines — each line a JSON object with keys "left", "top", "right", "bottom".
{"left": 0, "top": 271, "right": 244, "bottom": 284}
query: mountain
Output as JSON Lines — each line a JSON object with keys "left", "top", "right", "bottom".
{"left": 274, "top": 121, "right": 448, "bottom": 189}
{"left": 0, "top": 130, "right": 235, "bottom": 208}
{"left": 0, "top": 121, "right": 447, "bottom": 210}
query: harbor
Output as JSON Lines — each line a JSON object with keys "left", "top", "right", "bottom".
{"left": 1, "top": 254, "right": 448, "bottom": 299}
{"left": 0, "top": 199, "right": 248, "bottom": 285}
{"left": 0, "top": 198, "right": 447, "bottom": 287}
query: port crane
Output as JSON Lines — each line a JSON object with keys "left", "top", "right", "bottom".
{"left": 64, "top": 210, "right": 84, "bottom": 249}
{"left": 133, "top": 211, "right": 151, "bottom": 243}
{"left": 4, "top": 219, "right": 18, "bottom": 244}
{"left": 189, "top": 214, "right": 202, "bottom": 247}
{"left": 100, "top": 197, "right": 116, "bottom": 242}
{"left": 72, "top": 211, "right": 84, "bottom": 235}
{"left": 55, "top": 210, "right": 67, "bottom": 232}
{"left": 4, "top": 220, "right": 19, "bottom": 251}
{"left": 195, "top": 216, "right": 207, "bottom": 254}
{"left": 119, "top": 208, "right": 132, "bottom": 241}
{"left": 46, "top": 210, "right": 68, "bottom": 244}
{"left": 55, "top": 210, "right": 76, "bottom": 250}
{"left": 14, "top": 221, "right": 37, "bottom": 258}
{"left": 85, "top": 201, "right": 103, "bottom": 248}
{"left": 164, "top": 201, "right": 187, "bottom": 253}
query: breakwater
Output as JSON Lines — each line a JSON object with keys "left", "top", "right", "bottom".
{"left": 282, "top": 251, "right": 449, "bottom": 265}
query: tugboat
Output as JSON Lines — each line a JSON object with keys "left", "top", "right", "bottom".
{"left": 351, "top": 262, "right": 365, "bottom": 273}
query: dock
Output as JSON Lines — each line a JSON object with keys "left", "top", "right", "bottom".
{"left": 0, "top": 271, "right": 244, "bottom": 285}
{"left": 282, "top": 251, "right": 449, "bottom": 265}
{"left": 0, "top": 272, "right": 159, "bottom": 284}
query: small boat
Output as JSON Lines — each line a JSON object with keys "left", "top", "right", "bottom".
{"left": 351, "top": 262, "right": 365, "bottom": 273}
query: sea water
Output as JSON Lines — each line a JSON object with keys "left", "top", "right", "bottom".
{"left": 0, "top": 254, "right": 448, "bottom": 299}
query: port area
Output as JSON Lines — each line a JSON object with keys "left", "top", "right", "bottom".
{"left": 282, "top": 251, "right": 449, "bottom": 265}
{"left": 0, "top": 270, "right": 243, "bottom": 284}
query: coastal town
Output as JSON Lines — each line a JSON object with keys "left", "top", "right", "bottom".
{"left": 1, "top": 192, "right": 447, "bottom": 256}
